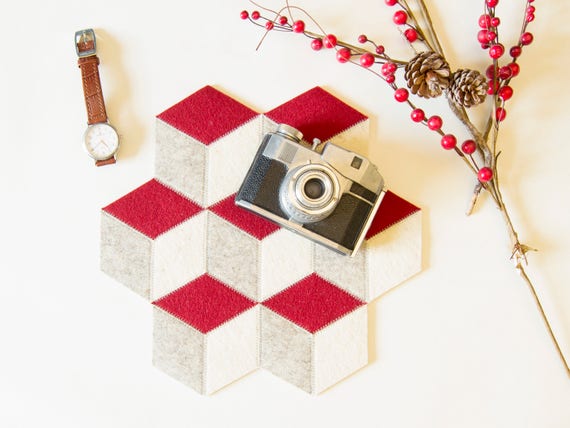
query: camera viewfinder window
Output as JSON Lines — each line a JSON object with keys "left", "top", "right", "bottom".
{"left": 351, "top": 156, "right": 363, "bottom": 169}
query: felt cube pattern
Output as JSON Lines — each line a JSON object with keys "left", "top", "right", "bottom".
{"left": 153, "top": 275, "right": 258, "bottom": 394}
{"left": 208, "top": 194, "right": 314, "bottom": 301}
{"left": 155, "top": 86, "right": 262, "bottom": 206}
{"left": 100, "top": 86, "right": 422, "bottom": 394}
{"left": 101, "top": 179, "right": 206, "bottom": 300}
{"left": 261, "top": 274, "right": 368, "bottom": 394}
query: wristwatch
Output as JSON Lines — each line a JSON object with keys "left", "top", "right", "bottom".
{"left": 75, "top": 29, "right": 119, "bottom": 166}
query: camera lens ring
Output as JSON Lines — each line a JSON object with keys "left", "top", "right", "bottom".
{"left": 295, "top": 170, "right": 334, "bottom": 208}
{"left": 279, "top": 164, "right": 341, "bottom": 224}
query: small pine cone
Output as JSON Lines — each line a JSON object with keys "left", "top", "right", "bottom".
{"left": 449, "top": 69, "right": 487, "bottom": 108}
{"left": 404, "top": 51, "right": 451, "bottom": 98}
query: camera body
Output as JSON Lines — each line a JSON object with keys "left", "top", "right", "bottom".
{"left": 235, "top": 124, "right": 385, "bottom": 256}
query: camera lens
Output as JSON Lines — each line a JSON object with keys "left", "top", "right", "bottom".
{"left": 280, "top": 164, "right": 341, "bottom": 224}
{"left": 303, "top": 178, "right": 325, "bottom": 200}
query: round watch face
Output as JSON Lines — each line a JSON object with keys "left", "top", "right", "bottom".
{"left": 83, "top": 123, "right": 119, "bottom": 161}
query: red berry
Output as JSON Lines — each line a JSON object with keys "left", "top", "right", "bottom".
{"left": 490, "top": 17, "right": 500, "bottom": 27}
{"left": 486, "top": 31, "right": 497, "bottom": 42}
{"left": 520, "top": 32, "right": 534, "bottom": 46}
{"left": 265, "top": 21, "right": 274, "bottom": 31}
{"left": 527, "top": 6, "right": 536, "bottom": 14}
{"left": 411, "top": 108, "right": 425, "bottom": 122}
{"left": 360, "top": 52, "right": 375, "bottom": 67}
{"left": 498, "top": 85, "right": 513, "bottom": 101}
{"left": 479, "top": 14, "right": 491, "bottom": 28}
{"left": 358, "top": 34, "right": 368, "bottom": 44}
{"left": 393, "top": 10, "right": 408, "bottom": 25}
{"left": 478, "top": 30, "right": 489, "bottom": 44}
{"left": 336, "top": 48, "right": 351, "bottom": 63}
{"left": 441, "top": 134, "right": 457, "bottom": 150}
{"left": 508, "top": 62, "right": 520, "bottom": 77}
{"left": 496, "top": 107, "right": 507, "bottom": 121}
{"left": 486, "top": 0, "right": 499, "bottom": 7}
{"left": 385, "top": 0, "right": 398, "bottom": 5}
{"left": 375, "top": 45, "right": 385, "bottom": 55}
{"left": 498, "top": 66, "right": 512, "bottom": 80}
{"left": 427, "top": 116, "right": 443, "bottom": 130}
{"left": 461, "top": 140, "right": 477, "bottom": 155}
{"left": 292, "top": 20, "right": 305, "bottom": 33}
{"left": 240, "top": 10, "right": 249, "bottom": 20}
{"left": 486, "top": 64, "right": 496, "bottom": 79}
{"left": 394, "top": 88, "right": 409, "bottom": 102}
{"left": 251, "top": 10, "right": 260, "bottom": 20}
{"left": 405, "top": 28, "right": 418, "bottom": 42}
{"left": 489, "top": 44, "right": 504, "bottom": 59}
{"left": 478, "top": 167, "right": 493, "bottom": 182}
{"left": 311, "top": 38, "right": 323, "bottom": 51}
{"left": 279, "top": 16, "right": 288, "bottom": 25}
{"left": 510, "top": 46, "right": 522, "bottom": 58}
{"left": 487, "top": 79, "right": 500, "bottom": 95}
{"left": 385, "top": 74, "right": 396, "bottom": 83}
{"left": 381, "top": 62, "right": 397, "bottom": 76}
{"left": 323, "top": 34, "right": 337, "bottom": 48}
{"left": 526, "top": 13, "right": 535, "bottom": 23}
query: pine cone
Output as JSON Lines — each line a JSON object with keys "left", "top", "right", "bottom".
{"left": 449, "top": 69, "right": 487, "bottom": 108}
{"left": 404, "top": 51, "right": 451, "bottom": 98}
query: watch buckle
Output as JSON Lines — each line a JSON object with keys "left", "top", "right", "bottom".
{"left": 75, "top": 29, "right": 97, "bottom": 57}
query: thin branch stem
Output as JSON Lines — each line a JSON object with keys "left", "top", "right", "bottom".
{"left": 399, "top": 0, "right": 435, "bottom": 52}
{"left": 487, "top": 116, "right": 504, "bottom": 204}
{"left": 519, "top": 265, "right": 570, "bottom": 376}
{"left": 415, "top": 0, "right": 445, "bottom": 56}
{"left": 466, "top": 182, "right": 483, "bottom": 215}
{"left": 446, "top": 96, "right": 483, "bottom": 142}
{"left": 494, "top": 184, "right": 570, "bottom": 375}
{"left": 483, "top": 114, "right": 494, "bottom": 144}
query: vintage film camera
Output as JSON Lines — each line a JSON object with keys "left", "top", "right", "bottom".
{"left": 235, "top": 124, "right": 385, "bottom": 256}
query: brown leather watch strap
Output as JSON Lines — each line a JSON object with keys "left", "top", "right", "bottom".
{"left": 95, "top": 157, "right": 117, "bottom": 167}
{"left": 78, "top": 55, "right": 108, "bottom": 125}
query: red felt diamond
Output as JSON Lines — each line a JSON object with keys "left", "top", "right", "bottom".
{"left": 210, "top": 194, "right": 280, "bottom": 240}
{"left": 157, "top": 86, "right": 259, "bottom": 145}
{"left": 365, "top": 191, "right": 420, "bottom": 240}
{"left": 262, "top": 274, "right": 365, "bottom": 333}
{"left": 265, "top": 87, "right": 368, "bottom": 143}
{"left": 153, "top": 274, "right": 257, "bottom": 334}
{"left": 102, "top": 179, "right": 203, "bottom": 239}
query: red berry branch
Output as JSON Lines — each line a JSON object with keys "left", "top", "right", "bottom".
{"left": 240, "top": 0, "right": 569, "bottom": 376}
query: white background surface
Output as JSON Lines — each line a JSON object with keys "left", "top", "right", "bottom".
{"left": 1, "top": 0, "right": 569, "bottom": 427}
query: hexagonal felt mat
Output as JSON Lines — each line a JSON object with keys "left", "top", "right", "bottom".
{"left": 101, "top": 85, "right": 422, "bottom": 394}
